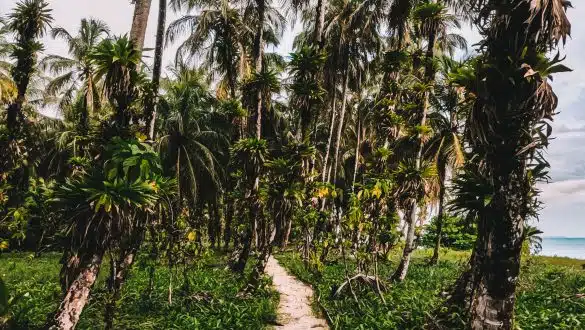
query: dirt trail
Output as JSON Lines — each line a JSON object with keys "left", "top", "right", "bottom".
{"left": 265, "top": 256, "right": 329, "bottom": 330}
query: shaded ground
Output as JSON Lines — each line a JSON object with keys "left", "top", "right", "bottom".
{"left": 265, "top": 256, "right": 328, "bottom": 330}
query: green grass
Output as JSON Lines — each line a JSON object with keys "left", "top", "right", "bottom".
{"left": 276, "top": 249, "right": 585, "bottom": 330}
{"left": 0, "top": 252, "right": 278, "bottom": 329}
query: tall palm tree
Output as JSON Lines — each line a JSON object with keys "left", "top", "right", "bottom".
{"left": 129, "top": 0, "right": 152, "bottom": 51}
{"left": 157, "top": 66, "right": 227, "bottom": 213}
{"left": 166, "top": 0, "right": 252, "bottom": 100}
{"left": 437, "top": 1, "right": 572, "bottom": 328}
{"left": 5, "top": 0, "right": 53, "bottom": 134}
{"left": 41, "top": 18, "right": 110, "bottom": 125}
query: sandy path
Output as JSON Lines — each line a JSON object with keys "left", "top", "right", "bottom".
{"left": 265, "top": 256, "right": 329, "bottom": 330}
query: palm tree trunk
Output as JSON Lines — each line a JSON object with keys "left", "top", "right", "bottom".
{"left": 50, "top": 252, "right": 104, "bottom": 330}
{"left": 467, "top": 164, "right": 526, "bottom": 329}
{"left": 322, "top": 88, "right": 337, "bottom": 182}
{"left": 130, "top": 0, "right": 152, "bottom": 51}
{"left": 314, "top": 0, "right": 326, "bottom": 48}
{"left": 430, "top": 165, "right": 446, "bottom": 265}
{"left": 392, "top": 203, "right": 416, "bottom": 281}
{"left": 253, "top": 0, "right": 265, "bottom": 139}
{"left": 331, "top": 66, "right": 349, "bottom": 184}
{"left": 147, "top": 0, "right": 167, "bottom": 140}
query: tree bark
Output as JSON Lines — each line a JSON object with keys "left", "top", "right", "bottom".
{"left": 469, "top": 168, "right": 526, "bottom": 329}
{"left": 146, "top": 0, "right": 167, "bottom": 140}
{"left": 321, "top": 87, "right": 337, "bottom": 182}
{"left": 331, "top": 66, "right": 349, "bottom": 184}
{"left": 392, "top": 203, "right": 416, "bottom": 281}
{"left": 129, "top": 0, "right": 152, "bottom": 51}
{"left": 50, "top": 253, "right": 104, "bottom": 330}
{"left": 314, "top": 0, "right": 326, "bottom": 48}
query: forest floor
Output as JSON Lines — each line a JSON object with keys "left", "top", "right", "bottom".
{"left": 265, "top": 256, "right": 328, "bottom": 330}
{"left": 276, "top": 249, "right": 585, "bottom": 329}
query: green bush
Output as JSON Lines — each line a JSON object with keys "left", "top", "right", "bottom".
{"left": 421, "top": 215, "right": 476, "bottom": 251}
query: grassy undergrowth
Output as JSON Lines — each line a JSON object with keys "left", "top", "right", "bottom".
{"left": 0, "top": 252, "right": 278, "bottom": 329}
{"left": 276, "top": 249, "right": 585, "bottom": 330}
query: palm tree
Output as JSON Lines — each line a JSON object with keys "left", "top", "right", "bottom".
{"left": 41, "top": 18, "right": 110, "bottom": 125}
{"left": 50, "top": 138, "right": 174, "bottom": 330}
{"left": 5, "top": 0, "right": 53, "bottom": 134}
{"left": 288, "top": 46, "right": 327, "bottom": 141}
{"left": 436, "top": 1, "right": 572, "bottom": 328}
{"left": 166, "top": 0, "right": 252, "bottom": 100}
{"left": 129, "top": 0, "right": 152, "bottom": 51}
{"left": 157, "top": 66, "right": 227, "bottom": 214}
{"left": 90, "top": 36, "right": 142, "bottom": 127}
{"left": 145, "top": 0, "right": 167, "bottom": 140}
{"left": 427, "top": 57, "right": 465, "bottom": 265}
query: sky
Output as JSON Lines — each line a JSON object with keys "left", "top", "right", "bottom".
{"left": 2, "top": 1, "right": 584, "bottom": 237}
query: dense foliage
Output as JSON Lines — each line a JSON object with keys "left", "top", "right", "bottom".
{"left": 0, "top": 0, "right": 574, "bottom": 328}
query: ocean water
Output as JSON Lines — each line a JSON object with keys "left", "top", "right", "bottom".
{"left": 539, "top": 237, "right": 585, "bottom": 259}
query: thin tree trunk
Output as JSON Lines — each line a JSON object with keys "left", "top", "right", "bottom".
{"left": 322, "top": 88, "right": 337, "bottom": 182}
{"left": 351, "top": 118, "right": 361, "bottom": 191}
{"left": 392, "top": 203, "right": 416, "bottom": 281}
{"left": 147, "top": 0, "right": 167, "bottom": 140}
{"left": 430, "top": 165, "right": 446, "bottom": 265}
{"left": 253, "top": 0, "right": 265, "bottom": 139}
{"left": 331, "top": 67, "right": 349, "bottom": 184}
{"left": 129, "top": 0, "right": 152, "bottom": 51}
{"left": 50, "top": 253, "right": 104, "bottom": 330}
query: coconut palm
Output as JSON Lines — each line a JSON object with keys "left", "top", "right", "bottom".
{"left": 426, "top": 57, "right": 466, "bottom": 265}
{"left": 167, "top": 0, "right": 252, "bottom": 100}
{"left": 157, "top": 66, "right": 227, "bottom": 213}
{"left": 436, "top": 1, "right": 572, "bottom": 328}
{"left": 40, "top": 18, "right": 110, "bottom": 124}
{"left": 5, "top": 0, "right": 53, "bottom": 134}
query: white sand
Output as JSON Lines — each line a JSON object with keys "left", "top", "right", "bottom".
{"left": 265, "top": 257, "right": 329, "bottom": 330}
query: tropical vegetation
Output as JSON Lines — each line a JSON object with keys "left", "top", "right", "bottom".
{"left": 0, "top": 0, "right": 575, "bottom": 329}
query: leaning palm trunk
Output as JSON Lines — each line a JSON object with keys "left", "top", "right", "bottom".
{"left": 129, "top": 0, "right": 152, "bottom": 51}
{"left": 50, "top": 253, "right": 104, "bottom": 330}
